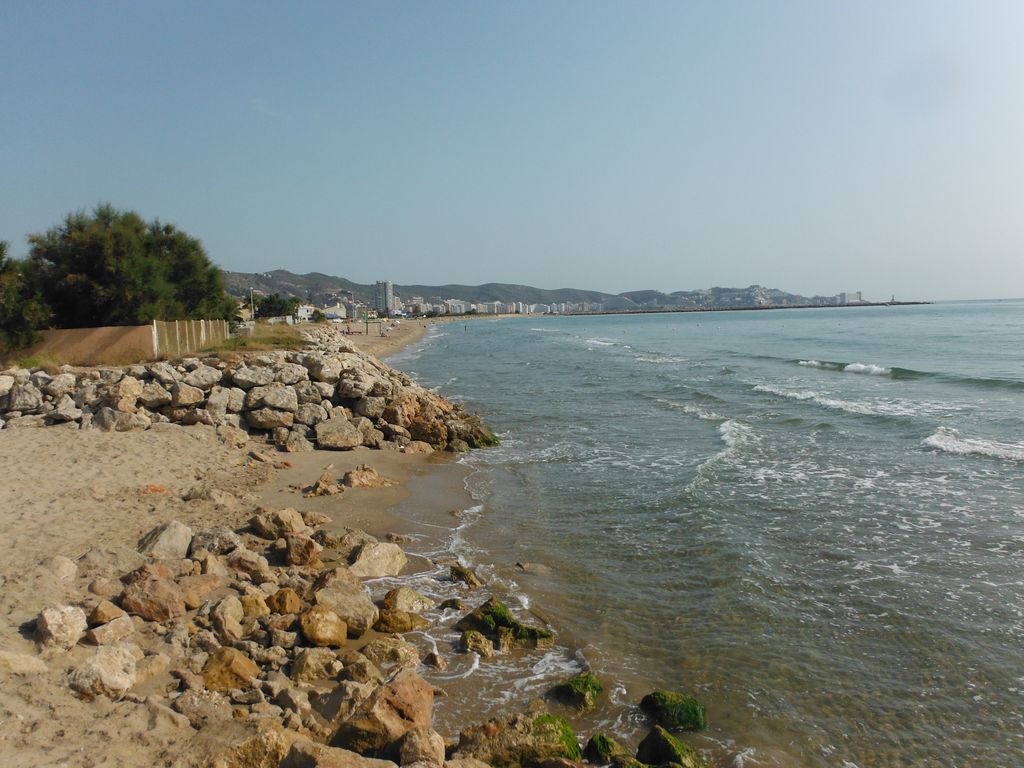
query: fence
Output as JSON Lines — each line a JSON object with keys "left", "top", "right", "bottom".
{"left": 17, "top": 319, "right": 230, "bottom": 366}
{"left": 152, "top": 319, "right": 229, "bottom": 359}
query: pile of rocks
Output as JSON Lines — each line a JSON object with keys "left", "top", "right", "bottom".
{"left": 30, "top": 502, "right": 585, "bottom": 768}
{"left": 0, "top": 326, "right": 497, "bottom": 453}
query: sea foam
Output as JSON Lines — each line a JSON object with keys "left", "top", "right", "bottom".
{"left": 922, "top": 427, "right": 1024, "bottom": 461}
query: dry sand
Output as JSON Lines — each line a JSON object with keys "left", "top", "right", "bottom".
{"left": 0, "top": 318, "right": 476, "bottom": 765}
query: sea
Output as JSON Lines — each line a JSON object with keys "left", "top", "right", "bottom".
{"left": 382, "top": 300, "right": 1024, "bottom": 768}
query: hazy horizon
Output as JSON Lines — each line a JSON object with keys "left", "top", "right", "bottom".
{"left": 3, "top": 2, "right": 1024, "bottom": 302}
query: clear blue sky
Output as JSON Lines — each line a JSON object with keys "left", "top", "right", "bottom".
{"left": 3, "top": 1, "right": 1022, "bottom": 300}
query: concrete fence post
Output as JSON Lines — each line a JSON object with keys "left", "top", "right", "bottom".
{"left": 152, "top": 320, "right": 159, "bottom": 359}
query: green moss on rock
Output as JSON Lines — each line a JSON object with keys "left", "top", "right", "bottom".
{"left": 552, "top": 672, "right": 604, "bottom": 710}
{"left": 636, "top": 726, "right": 708, "bottom": 768}
{"left": 583, "top": 732, "right": 626, "bottom": 763}
{"left": 532, "top": 713, "right": 582, "bottom": 761}
{"left": 454, "top": 597, "right": 555, "bottom": 649}
{"left": 640, "top": 690, "right": 707, "bottom": 731}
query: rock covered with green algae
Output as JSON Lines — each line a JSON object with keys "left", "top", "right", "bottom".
{"left": 454, "top": 710, "right": 582, "bottom": 767}
{"left": 639, "top": 689, "right": 707, "bottom": 731}
{"left": 634, "top": 725, "right": 709, "bottom": 768}
{"left": 454, "top": 597, "right": 555, "bottom": 649}
{"left": 551, "top": 672, "right": 604, "bottom": 710}
{"left": 583, "top": 732, "right": 628, "bottom": 763}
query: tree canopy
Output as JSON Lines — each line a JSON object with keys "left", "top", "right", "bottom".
{"left": 0, "top": 241, "right": 49, "bottom": 350}
{"left": 24, "top": 204, "right": 235, "bottom": 329}
{"left": 254, "top": 292, "right": 301, "bottom": 319}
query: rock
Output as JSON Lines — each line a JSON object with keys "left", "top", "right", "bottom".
{"left": 84, "top": 614, "right": 134, "bottom": 645}
{"left": 43, "top": 554, "right": 78, "bottom": 581}
{"left": 300, "top": 605, "right": 348, "bottom": 647}
{"left": 403, "top": 441, "right": 434, "bottom": 455}
{"left": 94, "top": 406, "right": 151, "bottom": 431}
{"left": 342, "top": 465, "right": 395, "bottom": 488}
{"left": 455, "top": 712, "right": 581, "bottom": 766}
{"left": 47, "top": 394, "right": 83, "bottom": 422}
{"left": 349, "top": 542, "right": 407, "bottom": 579}
{"left": 454, "top": 598, "right": 554, "bottom": 649}
{"left": 88, "top": 600, "right": 126, "bottom": 625}
{"left": 314, "top": 582, "right": 379, "bottom": 635}
{"left": 0, "top": 374, "right": 14, "bottom": 398}
{"left": 231, "top": 365, "right": 276, "bottom": 389}
{"left": 217, "top": 424, "right": 249, "bottom": 447}
{"left": 354, "top": 396, "right": 386, "bottom": 419}
{"left": 583, "top": 733, "right": 627, "bottom": 764}
{"left": 241, "top": 593, "right": 271, "bottom": 618}
{"left": 283, "top": 740, "right": 399, "bottom": 768}
{"left": 35, "top": 605, "right": 88, "bottom": 650}
{"left": 138, "top": 381, "right": 172, "bottom": 408}
{"left": 146, "top": 696, "right": 191, "bottom": 730}
{"left": 438, "top": 599, "right": 463, "bottom": 612}
{"left": 400, "top": 727, "right": 446, "bottom": 765}
{"left": 293, "top": 647, "right": 343, "bottom": 682}
{"left": 203, "top": 646, "right": 261, "bottom": 692}
{"left": 285, "top": 431, "right": 315, "bottom": 452}
{"left": 302, "top": 510, "right": 333, "bottom": 527}
{"left": 122, "top": 576, "right": 187, "bottom": 621}
{"left": 251, "top": 507, "right": 308, "bottom": 539}
{"left": 515, "top": 562, "right": 552, "bottom": 576}
{"left": 68, "top": 645, "right": 137, "bottom": 698}
{"left": 44, "top": 372, "right": 77, "bottom": 397}
{"left": 173, "top": 688, "right": 234, "bottom": 728}
{"left": 450, "top": 565, "right": 484, "bottom": 589}
{"left": 459, "top": 630, "right": 494, "bottom": 659}
{"left": 315, "top": 418, "right": 364, "bottom": 450}
{"left": 136, "top": 653, "right": 171, "bottom": 685}
{"left": 374, "top": 609, "right": 430, "bottom": 634}
{"left": 137, "top": 519, "right": 193, "bottom": 560}
{"left": 340, "top": 656, "right": 384, "bottom": 686}
{"left": 423, "top": 653, "right": 447, "bottom": 671}
{"left": 148, "top": 361, "right": 179, "bottom": 386}
{"left": 331, "top": 668, "right": 434, "bottom": 755}
{"left": 382, "top": 587, "right": 435, "bottom": 614}
{"left": 227, "top": 548, "right": 276, "bottom": 584}
{"left": 184, "top": 364, "right": 222, "bottom": 390}
{"left": 172, "top": 382, "right": 205, "bottom": 407}
{"left": 445, "top": 760, "right": 492, "bottom": 768}
{"left": 0, "top": 650, "right": 48, "bottom": 674}
{"left": 8, "top": 382, "right": 43, "bottom": 412}
{"left": 305, "top": 469, "right": 344, "bottom": 497}
{"left": 212, "top": 596, "right": 246, "bottom": 643}
{"left": 360, "top": 638, "right": 421, "bottom": 670}
{"left": 247, "top": 407, "right": 296, "bottom": 430}
{"left": 253, "top": 383, "right": 300, "bottom": 412}
{"left": 550, "top": 673, "right": 602, "bottom": 710}
{"left": 178, "top": 573, "right": 225, "bottom": 609}
{"left": 286, "top": 532, "right": 323, "bottom": 566}
{"left": 639, "top": 689, "right": 707, "bottom": 731}
{"left": 635, "top": 726, "right": 708, "bottom": 768}
{"left": 268, "top": 587, "right": 303, "bottom": 615}
{"left": 191, "top": 527, "right": 244, "bottom": 555}
{"left": 295, "top": 403, "right": 329, "bottom": 426}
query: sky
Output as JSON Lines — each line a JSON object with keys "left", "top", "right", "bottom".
{"left": 2, "top": 1, "right": 1023, "bottom": 301}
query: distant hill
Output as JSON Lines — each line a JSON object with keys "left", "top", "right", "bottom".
{"left": 222, "top": 269, "right": 835, "bottom": 310}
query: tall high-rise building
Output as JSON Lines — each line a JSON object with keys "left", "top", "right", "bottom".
{"left": 374, "top": 280, "right": 395, "bottom": 315}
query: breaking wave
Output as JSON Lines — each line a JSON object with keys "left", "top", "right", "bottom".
{"left": 922, "top": 427, "right": 1024, "bottom": 461}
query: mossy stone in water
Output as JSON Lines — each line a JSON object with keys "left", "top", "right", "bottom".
{"left": 454, "top": 597, "right": 555, "bottom": 648}
{"left": 552, "top": 672, "right": 604, "bottom": 710}
{"left": 640, "top": 689, "right": 707, "bottom": 731}
{"left": 450, "top": 564, "right": 484, "bottom": 589}
{"left": 583, "top": 732, "right": 627, "bottom": 763}
{"left": 636, "top": 725, "right": 708, "bottom": 768}
{"left": 532, "top": 713, "right": 582, "bottom": 761}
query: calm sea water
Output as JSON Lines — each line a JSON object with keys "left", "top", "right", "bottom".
{"left": 387, "top": 301, "right": 1024, "bottom": 767}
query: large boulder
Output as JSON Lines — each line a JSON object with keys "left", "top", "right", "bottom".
{"left": 231, "top": 365, "right": 276, "bottom": 389}
{"left": 316, "top": 418, "right": 364, "bottom": 450}
{"left": 45, "top": 372, "right": 77, "bottom": 397}
{"left": 550, "top": 672, "right": 603, "bottom": 710}
{"left": 399, "top": 727, "right": 446, "bottom": 766}
{"left": 635, "top": 725, "right": 709, "bottom": 768}
{"left": 251, "top": 507, "right": 308, "bottom": 539}
{"left": 67, "top": 645, "right": 137, "bottom": 698}
{"left": 171, "top": 382, "right": 205, "bottom": 407}
{"left": 191, "top": 527, "right": 243, "bottom": 555}
{"left": 349, "top": 542, "right": 407, "bottom": 579}
{"left": 639, "top": 689, "right": 707, "bottom": 731}
{"left": 138, "top": 381, "right": 172, "bottom": 408}
{"left": 203, "top": 646, "right": 260, "bottom": 692}
{"left": 8, "top": 382, "right": 43, "bottom": 412}
{"left": 247, "top": 408, "right": 295, "bottom": 430}
{"left": 382, "top": 587, "right": 435, "bottom": 614}
{"left": 121, "top": 576, "right": 187, "bottom": 621}
{"left": 331, "top": 668, "right": 434, "bottom": 755}
{"left": 300, "top": 606, "right": 348, "bottom": 647}
{"left": 184, "top": 365, "right": 222, "bottom": 391}
{"left": 454, "top": 598, "right": 554, "bottom": 649}
{"left": 246, "top": 383, "right": 299, "bottom": 412}
{"left": 35, "top": 605, "right": 87, "bottom": 650}
{"left": 455, "top": 712, "right": 581, "bottom": 767}
{"left": 314, "top": 581, "right": 379, "bottom": 635}
{"left": 275, "top": 362, "right": 309, "bottom": 385}
{"left": 137, "top": 520, "right": 193, "bottom": 560}
{"left": 286, "top": 532, "right": 322, "bottom": 566}
{"left": 360, "top": 638, "right": 421, "bottom": 670}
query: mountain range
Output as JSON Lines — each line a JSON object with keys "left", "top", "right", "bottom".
{"left": 222, "top": 269, "right": 838, "bottom": 310}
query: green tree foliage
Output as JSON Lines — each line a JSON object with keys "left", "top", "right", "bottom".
{"left": 27, "top": 204, "right": 234, "bottom": 329}
{"left": 0, "top": 241, "right": 50, "bottom": 351}
{"left": 254, "top": 292, "right": 300, "bottom": 318}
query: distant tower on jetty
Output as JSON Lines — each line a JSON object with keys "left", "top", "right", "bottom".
{"left": 375, "top": 280, "right": 395, "bottom": 316}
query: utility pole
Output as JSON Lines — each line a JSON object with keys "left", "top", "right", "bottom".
{"left": 250, "top": 288, "right": 255, "bottom": 320}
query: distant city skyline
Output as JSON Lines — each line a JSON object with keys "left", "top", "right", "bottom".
{"left": 3, "top": 2, "right": 1024, "bottom": 301}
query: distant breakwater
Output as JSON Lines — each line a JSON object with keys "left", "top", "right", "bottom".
{"left": 566, "top": 300, "right": 930, "bottom": 317}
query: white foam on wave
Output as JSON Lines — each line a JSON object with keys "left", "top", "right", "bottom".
{"left": 754, "top": 384, "right": 930, "bottom": 418}
{"left": 585, "top": 337, "right": 616, "bottom": 347}
{"left": 636, "top": 354, "right": 689, "bottom": 365}
{"left": 922, "top": 426, "right": 1024, "bottom": 461}
{"left": 844, "top": 362, "right": 890, "bottom": 376}
{"left": 655, "top": 398, "right": 724, "bottom": 421}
